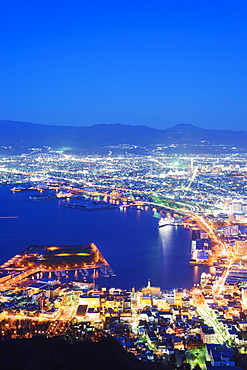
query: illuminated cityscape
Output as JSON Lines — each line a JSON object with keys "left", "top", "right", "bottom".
{"left": 0, "top": 151, "right": 247, "bottom": 368}
{"left": 1, "top": 0, "right": 247, "bottom": 366}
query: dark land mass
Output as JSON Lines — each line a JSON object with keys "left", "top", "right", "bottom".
{"left": 0, "top": 335, "right": 170, "bottom": 370}
{"left": 1, "top": 120, "right": 247, "bottom": 155}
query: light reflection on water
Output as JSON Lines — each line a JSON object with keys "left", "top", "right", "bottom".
{"left": 159, "top": 225, "right": 174, "bottom": 249}
{"left": 0, "top": 186, "right": 210, "bottom": 290}
{"left": 193, "top": 266, "right": 199, "bottom": 281}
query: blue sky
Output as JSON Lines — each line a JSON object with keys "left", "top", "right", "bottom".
{"left": 0, "top": 0, "right": 247, "bottom": 130}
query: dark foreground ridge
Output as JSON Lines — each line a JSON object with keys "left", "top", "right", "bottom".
{"left": 0, "top": 335, "right": 168, "bottom": 370}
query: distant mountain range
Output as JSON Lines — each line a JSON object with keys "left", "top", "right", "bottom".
{"left": 1, "top": 120, "right": 247, "bottom": 155}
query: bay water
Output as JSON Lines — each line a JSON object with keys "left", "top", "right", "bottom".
{"left": 0, "top": 185, "right": 209, "bottom": 290}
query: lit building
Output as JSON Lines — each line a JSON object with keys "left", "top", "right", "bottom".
{"left": 38, "top": 296, "right": 49, "bottom": 310}
{"left": 152, "top": 297, "right": 170, "bottom": 310}
{"left": 174, "top": 289, "right": 185, "bottom": 305}
{"left": 79, "top": 295, "right": 100, "bottom": 308}
{"left": 234, "top": 240, "right": 247, "bottom": 256}
{"left": 229, "top": 202, "right": 242, "bottom": 214}
{"left": 141, "top": 280, "right": 161, "bottom": 297}
{"left": 241, "top": 287, "right": 247, "bottom": 307}
{"left": 224, "top": 225, "right": 239, "bottom": 237}
{"left": 200, "top": 326, "right": 216, "bottom": 344}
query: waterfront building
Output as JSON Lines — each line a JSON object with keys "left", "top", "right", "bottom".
{"left": 152, "top": 297, "right": 170, "bottom": 310}
{"left": 191, "top": 249, "right": 210, "bottom": 263}
{"left": 174, "top": 289, "right": 185, "bottom": 305}
{"left": 141, "top": 280, "right": 161, "bottom": 298}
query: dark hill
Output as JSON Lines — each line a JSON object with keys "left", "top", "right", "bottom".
{"left": 0, "top": 335, "right": 166, "bottom": 370}
{"left": 1, "top": 120, "right": 247, "bottom": 154}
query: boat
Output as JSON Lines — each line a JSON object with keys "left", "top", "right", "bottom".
{"left": 82, "top": 269, "right": 89, "bottom": 276}
{"left": 99, "top": 266, "right": 110, "bottom": 278}
{"left": 10, "top": 186, "right": 30, "bottom": 192}
{"left": 158, "top": 216, "right": 182, "bottom": 227}
{"left": 107, "top": 268, "right": 116, "bottom": 277}
{"left": 28, "top": 195, "right": 55, "bottom": 201}
{"left": 56, "top": 191, "right": 73, "bottom": 198}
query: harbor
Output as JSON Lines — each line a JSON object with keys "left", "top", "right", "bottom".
{"left": 0, "top": 243, "right": 114, "bottom": 291}
{"left": 0, "top": 185, "right": 201, "bottom": 290}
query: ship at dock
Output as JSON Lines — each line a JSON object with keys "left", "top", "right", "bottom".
{"left": 158, "top": 216, "right": 182, "bottom": 227}
{"left": 10, "top": 186, "right": 31, "bottom": 192}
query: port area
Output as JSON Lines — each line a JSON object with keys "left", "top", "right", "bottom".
{"left": 0, "top": 243, "right": 113, "bottom": 292}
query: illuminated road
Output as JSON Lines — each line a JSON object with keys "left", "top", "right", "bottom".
{"left": 0, "top": 267, "right": 41, "bottom": 291}
{"left": 213, "top": 257, "right": 234, "bottom": 296}
{"left": 197, "top": 305, "right": 230, "bottom": 344}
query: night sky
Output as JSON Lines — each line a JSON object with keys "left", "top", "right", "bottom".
{"left": 1, "top": 1, "right": 247, "bottom": 130}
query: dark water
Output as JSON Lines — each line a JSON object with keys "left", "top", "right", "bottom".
{"left": 0, "top": 186, "right": 210, "bottom": 290}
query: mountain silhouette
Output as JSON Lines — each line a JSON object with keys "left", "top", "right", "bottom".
{"left": 1, "top": 120, "right": 246, "bottom": 154}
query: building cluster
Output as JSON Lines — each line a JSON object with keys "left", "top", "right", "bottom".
{"left": 1, "top": 153, "right": 247, "bottom": 212}
{"left": 1, "top": 152, "right": 247, "bottom": 367}
{"left": 0, "top": 270, "right": 247, "bottom": 368}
